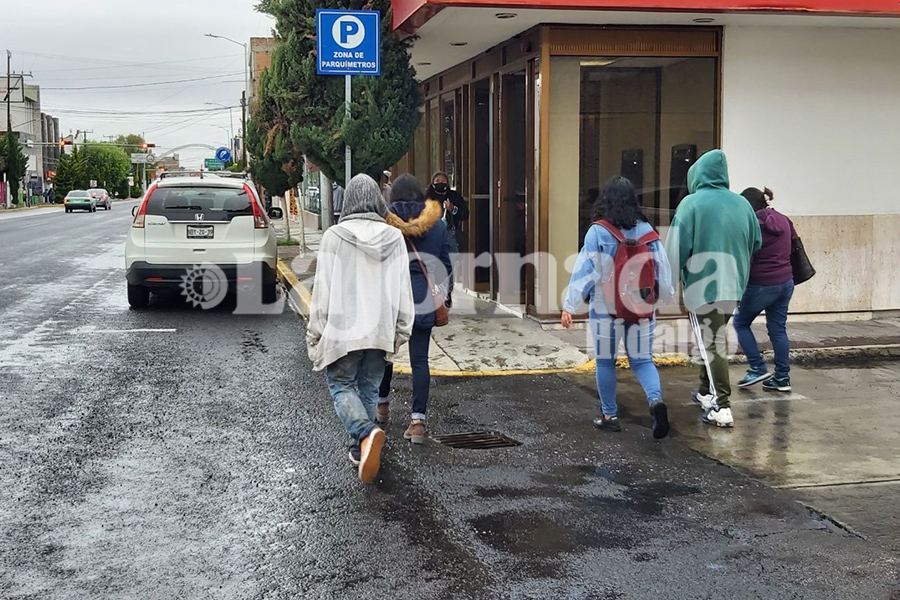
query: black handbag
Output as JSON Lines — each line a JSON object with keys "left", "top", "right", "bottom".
{"left": 791, "top": 235, "right": 816, "bottom": 285}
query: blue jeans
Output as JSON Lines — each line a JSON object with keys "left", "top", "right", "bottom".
{"left": 379, "top": 327, "right": 432, "bottom": 421}
{"left": 325, "top": 349, "right": 386, "bottom": 444}
{"left": 733, "top": 280, "right": 794, "bottom": 379}
{"left": 593, "top": 318, "right": 663, "bottom": 418}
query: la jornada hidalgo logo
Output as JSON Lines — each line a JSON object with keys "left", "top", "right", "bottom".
{"left": 180, "top": 264, "right": 228, "bottom": 309}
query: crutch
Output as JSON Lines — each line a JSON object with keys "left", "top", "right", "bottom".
{"left": 688, "top": 310, "right": 718, "bottom": 407}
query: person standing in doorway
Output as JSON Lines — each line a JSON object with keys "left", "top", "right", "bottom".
{"left": 332, "top": 182, "right": 344, "bottom": 224}
{"left": 733, "top": 187, "right": 796, "bottom": 393}
{"left": 664, "top": 149, "right": 762, "bottom": 428}
{"left": 381, "top": 170, "right": 393, "bottom": 203}
{"left": 561, "top": 176, "right": 674, "bottom": 439}
{"left": 307, "top": 174, "right": 415, "bottom": 483}
{"left": 426, "top": 171, "right": 469, "bottom": 253}
{"left": 379, "top": 174, "right": 453, "bottom": 444}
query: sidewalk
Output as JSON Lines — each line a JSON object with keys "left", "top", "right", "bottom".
{"left": 276, "top": 225, "right": 900, "bottom": 375}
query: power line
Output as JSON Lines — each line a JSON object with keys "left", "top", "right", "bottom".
{"left": 32, "top": 53, "right": 245, "bottom": 74}
{"left": 43, "top": 72, "right": 243, "bottom": 91}
{"left": 43, "top": 105, "right": 239, "bottom": 116}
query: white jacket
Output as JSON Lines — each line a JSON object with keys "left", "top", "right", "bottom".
{"left": 306, "top": 213, "right": 414, "bottom": 372}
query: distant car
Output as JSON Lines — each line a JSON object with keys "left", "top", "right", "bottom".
{"left": 88, "top": 188, "right": 112, "bottom": 210}
{"left": 64, "top": 190, "right": 97, "bottom": 213}
{"left": 124, "top": 172, "right": 283, "bottom": 308}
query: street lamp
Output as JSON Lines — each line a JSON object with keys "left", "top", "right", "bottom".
{"left": 205, "top": 33, "right": 249, "bottom": 166}
{"left": 205, "top": 102, "right": 235, "bottom": 156}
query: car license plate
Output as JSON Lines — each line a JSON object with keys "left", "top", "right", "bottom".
{"left": 187, "top": 225, "right": 214, "bottom": 239}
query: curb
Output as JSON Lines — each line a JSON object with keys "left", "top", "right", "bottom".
{"left": 276, "top": 259, "right": 311, "bottom": 318}
{"left": 276, "top": 262, "right": 900, "bottom": 376}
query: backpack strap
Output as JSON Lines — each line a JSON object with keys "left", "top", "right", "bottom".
{"left": 592, "top": 219, "right": 625, "bottom": 243}
{"left": 595, "top": 219, "right": 660, "bottom": 245}
{"left": 637, "top": 230, "right": 660, "bottom": 245}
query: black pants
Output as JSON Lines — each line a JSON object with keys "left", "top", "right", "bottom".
{"left": 379, "top": 327, "right": 432, "bottom": 418}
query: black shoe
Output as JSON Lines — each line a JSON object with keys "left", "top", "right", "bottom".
{"left": 762, "top": 376, "right": 792, "bottom": 392}
{"left": 348, "top": 445, "right": 361, "bottom": 467}
{"left": 650, "top": 402, "right": 670, "bottom": 439}
{"left": 593, "top": 416, "right": 622, "bottom": 432}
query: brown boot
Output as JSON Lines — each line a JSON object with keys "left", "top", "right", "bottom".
{"left": 403, "top": 420, "right": 427, "bottom": 445}
{"left": 358, "top": 428, "right": 385, "bottom": 484}
{"left": 376, "top": 402, "right": 390, "bottom": 425}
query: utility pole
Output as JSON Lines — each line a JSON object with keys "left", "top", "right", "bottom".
{"left": 5, "top": 50, "right": 11, "bottom": 140}
{"left": 240, "top": 90, "right": 247, "bottom": 167}
{"left": 6, "top": 50, "right": 12, "bottom": 209}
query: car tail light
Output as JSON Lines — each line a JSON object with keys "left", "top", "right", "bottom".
{"left": 132, "top": 183, "right": 158, "bottom": 228}
{"left": 245, "top": 184, "right": 268, "bottom": 229}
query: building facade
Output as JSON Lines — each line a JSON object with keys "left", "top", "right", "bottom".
{"left": 391, "top": 0, "right": 900, "bottom": 318}
{"left": 248, "top": 37, "right": 277, "bottom": 111}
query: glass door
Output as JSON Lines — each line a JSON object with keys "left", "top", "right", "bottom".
{"left": 470, "top": 78, "right": 492, "bottom": 293}
{"left": 494, "top": 69, "right": 529, "bottom": 307}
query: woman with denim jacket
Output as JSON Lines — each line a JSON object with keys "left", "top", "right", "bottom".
{"left": 561, "top": 176, "right": 674, "bottom": 439}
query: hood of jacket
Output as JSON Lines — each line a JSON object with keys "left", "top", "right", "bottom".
{"left": 688, "top": 149, "right": 730, "bottom": 194}
{"left": 330, "top": 212, "right": 399, "bottom": 261}
{"left": 756, "top": 207, "right": 789, "bottom": 236}
{"left": 386, "top": 198, "right": 443, "bottom": 238}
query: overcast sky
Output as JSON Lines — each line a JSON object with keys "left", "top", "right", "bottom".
{"left": 6, "top": 0, "right": 275, "bottom": 167}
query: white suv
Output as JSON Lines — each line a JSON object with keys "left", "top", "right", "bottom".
{"left": 125, "top": 172, "right": 283, "bottom": 308}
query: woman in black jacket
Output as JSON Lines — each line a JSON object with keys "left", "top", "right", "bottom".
{"left": 378, "top": 174, "right": 453, "bottom": 444}
{"left": 426, "top": 171, "right": 469, "bottom": 252}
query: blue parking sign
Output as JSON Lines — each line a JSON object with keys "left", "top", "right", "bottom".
{"left": 316, "top": 9, "right": 381, "bottom": 76}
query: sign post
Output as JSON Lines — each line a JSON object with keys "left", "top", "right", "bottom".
{"left": 316, "top": 9, "right": 381, "bottom": 187}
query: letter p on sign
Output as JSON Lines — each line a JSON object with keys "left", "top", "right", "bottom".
{"left": 334, "top": 16, "right": 365, "bottom": 49}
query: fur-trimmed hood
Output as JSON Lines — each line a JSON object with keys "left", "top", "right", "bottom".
{"left": 386, "top": 198, "right": 443, "bottom": 238}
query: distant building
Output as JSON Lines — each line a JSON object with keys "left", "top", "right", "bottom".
{"left": 154, "top": 154, "right": 180, "bottom": 174}
{"left": 248, "top": 37, "right": 277, "bottom": 110}
{"left": 1, "top": 82, "right": 60, "bottom": 192}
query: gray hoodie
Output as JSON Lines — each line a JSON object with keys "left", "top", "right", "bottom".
{"left": 306, "top": 212, "right": 415, "bottom": 371}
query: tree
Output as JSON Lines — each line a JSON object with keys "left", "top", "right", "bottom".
{"left": 113, "top": 133, "right": 146, "bottom": 156}
{"left": 53, "top": 147, "right": 89, "bottom": 198}
{"left": 246, "top": 69, "right": 303, "bottom": 197}
{"left": 256, "top": 0, "right": 421, "bottom": 183}
{"left": 0, "top": 133, "right": 28, "bottom": 204}
{"left": 83, "top": 144, "right": 131, "bottom": 192}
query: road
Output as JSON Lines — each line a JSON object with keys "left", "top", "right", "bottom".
{"left": 0, "top": 205, "right": 897, "bottom": 599}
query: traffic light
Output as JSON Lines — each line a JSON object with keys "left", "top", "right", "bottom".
{"left": 141, "top": 143, "right": 156, "bottom": 150}
{"left": 58, "top": 138, "right": 73, "bottom": 149}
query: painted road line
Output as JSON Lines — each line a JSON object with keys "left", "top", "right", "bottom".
{"left": 76, "top": 328, "right": 178, "bottom": 334}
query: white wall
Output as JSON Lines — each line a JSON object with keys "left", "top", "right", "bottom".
{"left": 722, "top": 26, "right": 900, "bottom": 216}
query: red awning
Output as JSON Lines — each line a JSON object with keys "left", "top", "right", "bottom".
{"left": 393, "top": 0, "right": 900, "bottom": 32}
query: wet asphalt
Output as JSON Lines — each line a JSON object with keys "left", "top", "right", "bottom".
{"left": 0, "top": 204, "right": 898, "bottom": 599}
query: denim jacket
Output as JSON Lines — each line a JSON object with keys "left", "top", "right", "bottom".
{"left": 563, "top": 220, "right": 674, "bottom": 318}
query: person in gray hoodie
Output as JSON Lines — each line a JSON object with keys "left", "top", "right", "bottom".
{"left": 307, "top": 174, "right": 415, "bottom": 484}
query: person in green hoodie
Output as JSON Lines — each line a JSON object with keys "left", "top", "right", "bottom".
{"left": 664, "top": 149, "right": 761, "bottom": 428}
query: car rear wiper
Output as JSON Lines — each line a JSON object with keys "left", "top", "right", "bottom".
{"left": 164, "top": 205, "right": 204, "bottom": 210}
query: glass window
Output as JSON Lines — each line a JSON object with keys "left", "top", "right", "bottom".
{"left": 441, "top": 94, "right": 456, "bottom": 186}
{"left": 574, "top": 57, "right": 717, "bottom": 242}
{"left": 429, "top": 98, "right": 440, "bottom": 182}
{"left": 413, "top": 112, "right": 428, "bottom": 183}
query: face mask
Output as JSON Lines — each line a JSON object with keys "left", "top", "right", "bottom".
{"left": 433, "top": 183, "right": 449, "bottom": 195}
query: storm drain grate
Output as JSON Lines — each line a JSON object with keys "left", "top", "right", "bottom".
{"left": 431, "top": 431, "right": 522, "bottom": 450}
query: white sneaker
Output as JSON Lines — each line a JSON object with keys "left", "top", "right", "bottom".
{"left": 691, "top": 391, "right": 717, "bottom": 412}
{"left": 703, "top": 407, "right": 734, "bottom": 428}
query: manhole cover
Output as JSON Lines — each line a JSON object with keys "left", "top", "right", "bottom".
{"left": 431, "top": 431, "right": 522, "bottom": 449}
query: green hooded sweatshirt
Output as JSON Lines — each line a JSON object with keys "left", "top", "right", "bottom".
{"left": 664, "top": 149, "right": 762, "bottom": 311}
